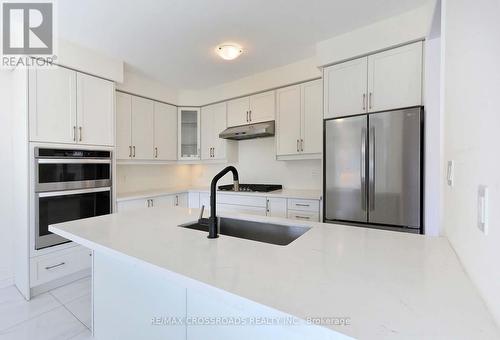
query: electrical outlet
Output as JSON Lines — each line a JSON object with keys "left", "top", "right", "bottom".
{"left": 478, "top": 185, "right": 489, "bottom": 235}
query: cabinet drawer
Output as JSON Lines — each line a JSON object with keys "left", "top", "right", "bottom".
{"left": 287, "top": 210, "right": 319, "bottom": 222}
{"left": 217, "top": 204, "right": 267, "bottom": 216}
{"left": 287, "top": 199, "right": 319, "bottom": 212}
{"left": 30, "top": 246, "right": 91, "bottom": 287}
{"left": 217, "top": 194, "right": 267, "bottom": 207}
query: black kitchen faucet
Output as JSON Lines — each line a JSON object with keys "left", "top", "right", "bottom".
{"left": 198, "top": 166, "right": 239, "bottom": 238}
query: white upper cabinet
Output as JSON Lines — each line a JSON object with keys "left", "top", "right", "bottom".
{"left": 227, "top": 96, "right": 250, "bottom": 127}
{"left": 116, "top": 92, "right": 132, "bottom": 159}
{"left": 276, "top": 85, "right": 302, "bottom": 156}
{"left": 153, "top": 102, "right": 177, "bottom": 161}
{"left": 29, "top": 67, "right": 77, "bottom": 144}
{"left": 324, "top": 57, "right": 368, "bottom": 118}
{"left": 178, "top": 107, "right": 201, "bottom": 160}
{"left": 201, "top": 105, "right": 214, "bottom": 160}
{"left": 131, "top": 96, "right": 154, "bottom": 160}
{"left": 201, "top": 102, "right": 227, "bottom": 161}
{"left": 324, "top": 41, "right": 423, "bottom": 118}
{"left": 248, "top": 90, "right": 275, "bottom": 123}
{"left": 301, "top": 79, "right": 322, "bottom": 154}
{"left": 29, "top": 66, "right": 115, "bottom": 146}
{"left": 226, "top": 91, "right": 275, "bottom": 127}
{"left": 276, "top": 79, "right": 322, "bottom": 157}
{"left": 76, "top": 73, "right": 115, "bottom": 146}
{"left": 117, "top": 94, "right": 177, "bottom": 161}
{"left": 367, "top": 41, "right": 423, "bottom": 112}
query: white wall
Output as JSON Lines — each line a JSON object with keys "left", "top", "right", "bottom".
{"left": 58, "top": 39, "right": 124, "bottom": 82}
{"left": 191, "top": 138, "right": 321, "bottom": 190}
{"left": 116, "top": 66, "right": 178, "bottom": 104}
{"left": 316, "top": 1, "right": 436, "bottom": 66}
{"left": 0, "top": 70, "right": 14, "bottom": 288}
{"left": 116, "top": 164, "right": 192, "bottom": 193}
{"left": 442, "top": 0, "right": 500, "bottom": 326}
{"left": 178, "top": 57, "right": 320, "bottom": 106}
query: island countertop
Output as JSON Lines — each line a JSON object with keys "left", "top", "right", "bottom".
{"left": 50, "top": 207, "right": 499, "bottom": 339}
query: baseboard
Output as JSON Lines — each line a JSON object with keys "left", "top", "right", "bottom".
{"left": 31, "top": 268, "right": 91, "bottom": 297}
{"left": 0, "top": 277, "right": 14, "bottom": 289}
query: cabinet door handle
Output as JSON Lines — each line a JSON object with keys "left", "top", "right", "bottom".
{"left": 129, "top": 146, "right": 132, "bottom": 158}
{"left": 295, "top": 203, "right": 310, "bottom": 207}
{"left": 133, "top": 146, "right": 136, "bottom": 158}
{"left": 295, "top": 215, "right": 310, "bottom": 220}
{"left": 73, "top": 126, "right": 77, "bottom": 141}
{"left": 296, "top": 139, "right": 299, "bottom": 152}
{"left": 246, "top": 111, "right": 249, "bottom": 122}
{"left": 300, "top": 139, "right": 304, "bottom": 152}
{"left": 78, "top": 127, "right": 82, "bottom": 142}
{"left": 266, "top": 199, "right": 270, "bottom": 213}
{"left": 363, "top": 93, "right": 366, "bottom": 111}
{"left": 249, "top": 110, "right": 252, "bottom": 122}
{"left": 45, "top": 262, "right": 66, "bottom": 270}
{"left": 155, "top": 147, "right": 158, "bottom": 158}
{"left": 369, "top": 92, "right": 373, "bottom": 110}
{"left": 175, "top": 195, "right": 179, "bottom": 206}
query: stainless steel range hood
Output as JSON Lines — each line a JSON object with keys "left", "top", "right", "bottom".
{"left": 219, "top": 121, "right": 275, "bottom": 140}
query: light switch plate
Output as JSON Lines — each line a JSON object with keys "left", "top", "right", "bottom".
{"left": 446, "top": 160, "right": 454, "bottom": 187}
{"left": 478, "top": 185, "right": 489, "bottom": 235}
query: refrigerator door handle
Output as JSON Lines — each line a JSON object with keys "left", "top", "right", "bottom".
{"left": 369, "top": 126, "right": 375, "bottom": 211}
{"left": 361, "top": 128, "right": 367, "bottom": 211}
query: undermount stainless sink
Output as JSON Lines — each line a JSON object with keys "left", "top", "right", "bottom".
{"left": 179, "top": 217, "right": 311, "bottom": 246}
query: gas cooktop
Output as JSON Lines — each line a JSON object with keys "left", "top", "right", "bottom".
{"left": 218, "top": 184, "right": 283, "bottom": 193}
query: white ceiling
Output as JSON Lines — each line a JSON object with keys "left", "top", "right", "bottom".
{"left": 58, "top": 0, "right": 428, "bottom": 89}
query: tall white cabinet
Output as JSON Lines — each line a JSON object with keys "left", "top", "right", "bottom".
{"left": 324, "top": 41, "right": 423, "bottom": 118}
{"left": 76, "top": 73, "right": 115, "bottom": 146}
{"left": 29, "top": 67, "right": 77, "bottom": 144}
{"left": 276, "top": 79, "right": 322, "bottom": 157}
{"left": 29, "top": 66, "right": 114, "bottom": 146}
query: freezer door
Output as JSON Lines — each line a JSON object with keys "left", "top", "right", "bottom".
{"left": 325, "top": 116, "right": 368, "bottom": 222}
{"left": 368, "top": 108, "right": 421, "bottom": 228}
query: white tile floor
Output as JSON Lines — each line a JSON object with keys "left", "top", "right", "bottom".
{"left": 0, "top": 277, "right": 92, "bottom": 340}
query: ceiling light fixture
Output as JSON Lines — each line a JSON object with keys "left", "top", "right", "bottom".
{"left": 216, "top": 44, "right": 243, "bottom": 60}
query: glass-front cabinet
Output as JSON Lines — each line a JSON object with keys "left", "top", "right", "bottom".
{"left": 177, "top": 107, "right": 201, "bottom": 160}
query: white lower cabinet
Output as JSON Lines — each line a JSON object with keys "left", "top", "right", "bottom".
{"left": 93, "top": 251, "right": 341, "bottom": 340}
{"left": 287, "top": 210, "right": 320, "bottom": 222}
{"left": 199, "top": 192, "right": 211, "bottom": 211}
{"left": 217, "top": 204, "right": 267, "bottom": 216}
{"left": 267, "top": 197, "right": 287, "bottom": 218}
{"left": 117, "top": 192, "right": 320, "bottom": 221}
{"left": 188, "top": 192, "right": 200, "bottom": 208}
{"left": 117, "top": 193, "right": 188, "bottom": 212}
{"left": 30, "top": 246, "right": 91, "bottom": 287}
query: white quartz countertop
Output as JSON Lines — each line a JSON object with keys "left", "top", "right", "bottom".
{"left": 116, "top": 186, "right": 322, "bottom": 201}
{"left": 50, "top": 208, "right": 499, "bottom": 339}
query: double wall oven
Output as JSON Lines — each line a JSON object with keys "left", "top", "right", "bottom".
{"left": 34, "top": 148, "right": 112, "bottom": 250}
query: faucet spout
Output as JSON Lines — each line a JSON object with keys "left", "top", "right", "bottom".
{"left": 208, "top": 166, "right": 239, "bottom": 239}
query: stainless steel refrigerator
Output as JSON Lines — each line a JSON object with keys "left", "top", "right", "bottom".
{"left": 324, "top": 107, "right": 423, "bottom": 233}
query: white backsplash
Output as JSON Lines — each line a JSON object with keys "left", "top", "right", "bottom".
{"left": 116, "top": 138, "right": 322, "bottom": 193}
{"left": 191, "top": 138, "right": 322, "bottom": 190}
{"left": 116, "top": 164, "right": 192, "bottom": 193}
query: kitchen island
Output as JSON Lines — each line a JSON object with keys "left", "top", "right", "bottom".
{"left": 50, "top": 207, "right": 499, "bottom": 340}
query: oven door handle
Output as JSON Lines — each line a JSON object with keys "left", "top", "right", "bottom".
{"left": 36, "top": 159, "right": 111, "bottom": 164}
{"left": 37, "top": 187, "right": 111, "bottom": 198}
